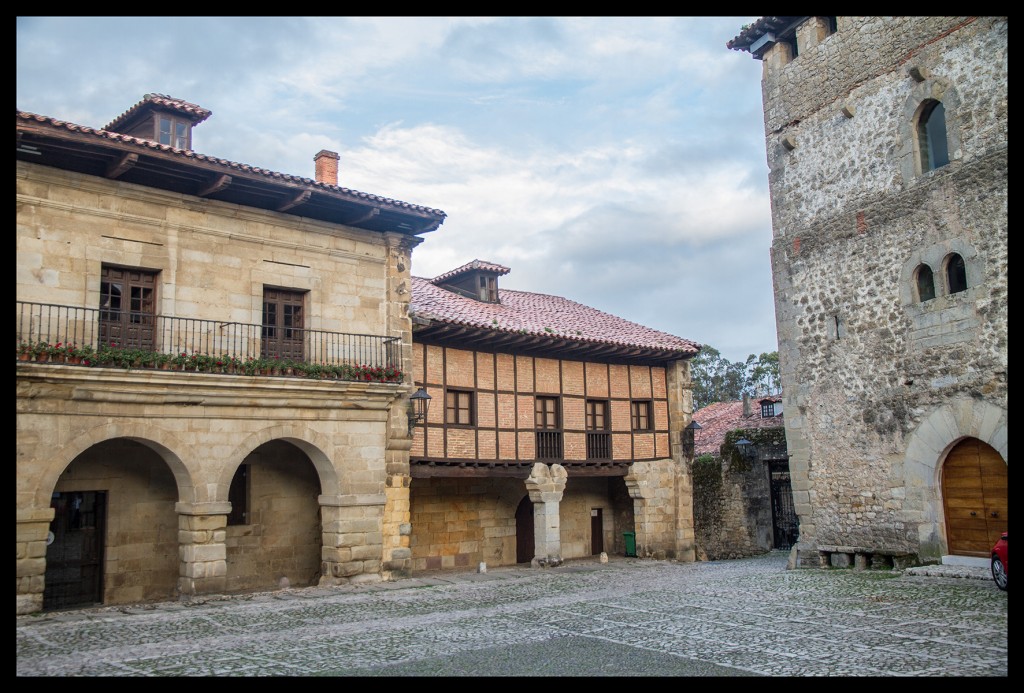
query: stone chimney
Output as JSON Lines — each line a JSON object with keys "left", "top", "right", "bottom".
{"left": 742, "top": 393, "right": 751, "bottom": 417}
{"left": 314, "top": 150, "right": 340, "bottom": 186}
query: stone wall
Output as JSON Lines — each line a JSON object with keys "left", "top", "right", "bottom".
{"left": 16, "top": 162, "right": 418, "bottom": 613}
{"left": 753, "top": 17, "right": 1007, "bottom": 563}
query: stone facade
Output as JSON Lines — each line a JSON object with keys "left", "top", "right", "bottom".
{"left": 16, "top": 99, "right": 443, "bottom": 614}
{"left": 733, "top": 17, "right": 1007, "bottom": 566}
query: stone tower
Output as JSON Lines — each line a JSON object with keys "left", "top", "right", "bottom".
{"left": 728, "top": 17, "right": 1007, "bottom": 567}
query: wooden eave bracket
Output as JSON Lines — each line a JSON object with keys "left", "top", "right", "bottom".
{"left": 105, "top": 153, "right": 138, "bottom": 179}
{"left": 277, "top": 189, "right": 311, "bottom": 212}
{"left": 198, "top": 173, "right": 232, "bottom": 197}
{"left": 345, "top": 207, "right": 381, "bottom": 226}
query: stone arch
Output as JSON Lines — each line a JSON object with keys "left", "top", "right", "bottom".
{"left": 898, "top": 76, "right": 963, "bottom": 184}
{"left": 903, "top": 398, "right": 1007, "bottom": 559}
{"left": 222, "top": 424, "right": 339, "bottom": 500}
{"left": 38, "top": 422, "right": 192, "bottom": 508}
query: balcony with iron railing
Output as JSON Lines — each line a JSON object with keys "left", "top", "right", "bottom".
{"left": 16, "top": 301, "right": 404, "bottom": 382}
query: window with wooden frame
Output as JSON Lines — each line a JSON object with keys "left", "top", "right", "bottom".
{"left": 535, "top": 396, "right": 562, "bottom": 459}
{"left": 158, "top": 115, "right": 191, "bottom": 150}
{"left": 262, "top": 287, "right": 305, "bottom": 361}
{"left": 445, "top": 389, "right": 475, "bottom": 425}
{"left": 586, "top": 399, "right": 611, "bottom": 459}
{"left": 99, "top": 265, "right": 158, "bottom": 350}
{"left": 761, "top": 401, "right": 776, "bottom": 418}
{"left": 479, "top": 275, "right": 498, "bottom": 302}
{"left": 630, "top": 400, "right": 653, "bottom": 431}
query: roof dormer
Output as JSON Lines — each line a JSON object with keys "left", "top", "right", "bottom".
{"left": 431, "top": 260, "right": 511, "bottom": 303}
{"left": 102, "top": 93, "right": 212, "bottom": 151}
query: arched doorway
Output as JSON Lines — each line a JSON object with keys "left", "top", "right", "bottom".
{"left": 45, "top": 439, "right": 179, "bottom": 610}
{"left": 515, "top": 496, "right": 534, "bottom": 564}
{"left": 942, "top": 438, "right": 1007, "bottom": 556}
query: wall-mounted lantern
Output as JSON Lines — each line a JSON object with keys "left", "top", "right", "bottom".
{"left": 735, "top": 437, "right": 757, "bottom": 462}
{"left": 408, "top": 387, "right": 431, "bottom": 435}
{"left": 682, "top": 421, "right": 703, "bottom": 457}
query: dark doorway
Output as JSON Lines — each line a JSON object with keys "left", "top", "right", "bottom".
{"left": 768, "top": 461, "right": 799, "bottom": 549}
{"left": 515, "top": 496, "right": 534, "bottom": 564}
{"left": 44, "top": 491, "right": 107, "bottom": 610}
{"left": 591, "top": 508, "right": 604, "bottom": 554}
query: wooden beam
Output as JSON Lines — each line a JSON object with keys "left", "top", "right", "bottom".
{"left": 105, "top": 152, "right": 138, "bottom": 179}
{"left": 276, "top": 189, "right": 311, "bottom": 212}
{"left": 198, "top": 173, "right": 232, "bottom": 197}
{"left": 344, "top": 207, "right": 380, "bottom": 226}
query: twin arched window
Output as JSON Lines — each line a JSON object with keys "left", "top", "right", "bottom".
{"left": 915, "top": 253, "right": 967, "bottom": 302}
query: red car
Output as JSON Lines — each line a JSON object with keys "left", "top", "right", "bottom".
{"left": 991, "top": 532, "right": 1008, "bottom": 591}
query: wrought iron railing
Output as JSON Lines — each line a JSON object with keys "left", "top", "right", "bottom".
{"left": 16, "top": 301, "right": 401, "bottom": 369}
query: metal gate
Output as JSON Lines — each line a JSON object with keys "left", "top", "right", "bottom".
{"left": 768, "top": 461, "right": 799, "bottom": 550}
{"left": 44, "top": 491, "right": 107, "bottom": 610}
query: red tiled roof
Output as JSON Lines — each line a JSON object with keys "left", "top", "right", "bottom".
{"left": 692, "top": 397, "right": 784, "bottom": 457}
{"left": 431, "top": 259, "right": 511, "bottom": 285}
{"left": 102, "top": 93, "right": 212, "bottom": 132}
{"left": 411, "top": 275, "right": 700, "bottom": 355}
{"left": 15, "top": 109, "right": 448, "bottom": 219}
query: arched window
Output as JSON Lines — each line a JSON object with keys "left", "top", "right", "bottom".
{"left": 918, "top": 100, "right": 950, "bottom": 172}
{"left": 916, "top": 264, "right": 935, "bottom": 302}
{"left": 946, "top": 253, "right": 967, "bottom": 294}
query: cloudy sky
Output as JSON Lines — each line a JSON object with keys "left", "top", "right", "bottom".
{"left": 16, "top": 16, "right": 775, "bottom": 365}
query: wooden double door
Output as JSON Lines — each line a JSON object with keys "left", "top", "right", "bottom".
{"left": 942, "top": 439, "right": 1007, "bottom": 556}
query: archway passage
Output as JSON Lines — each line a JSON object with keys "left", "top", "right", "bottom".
{"left": 515, "top": 496, "right": 534, "bottom": 564}
{"left": 44, "top": 491, "right": 107, "bottom": 610}
{"left": 942, "top": 439, "right": 1007, "bottom": 556}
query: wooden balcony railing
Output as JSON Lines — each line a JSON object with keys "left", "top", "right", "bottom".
{"left": 536, "top": 431, "right": 563, "bottom": 460}
{"left": 586, "top": 432, "right": 611, "bottom": 460}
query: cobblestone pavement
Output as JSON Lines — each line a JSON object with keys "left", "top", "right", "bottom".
{"left": 16, "top": 552, "right": 1007, "bottom": 677}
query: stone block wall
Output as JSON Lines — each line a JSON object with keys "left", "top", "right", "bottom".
{"left": 751, "top": 16, "right": 1007, "bottom": 562}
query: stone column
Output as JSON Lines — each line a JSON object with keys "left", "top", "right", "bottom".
{"left": 525, "top": 463, "right": 567, "bottom": 567}
{"left": 666, "top": 358, "right": 696, "bottom": 562}
{"left": 16, "top": 507, "right": 55, "bottom": 615}
{"left": 319, "top": 494, "right": 386, "bottom": 585}
{"left": 175, "top": 501, "right": 228, "bottom": 597}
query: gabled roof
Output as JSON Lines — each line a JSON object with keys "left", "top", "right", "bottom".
{"left": 431, "top": 259, "right": 511, "bottom": 285}
{"left": 692, "top": 396, "right": 784, "bottom": 457}
{"left": 411, "top": 275, "right": 700, "bottom": 364}
{"left": 103, "top": 93, "right": 212, "bottom": 132}
{"left": 16, "top": 105, "right": 446, "bottom": 236}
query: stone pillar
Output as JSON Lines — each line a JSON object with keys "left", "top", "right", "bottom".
{"left": 16, "top": 507, "right": 55, "bottom": 615}
{"left": 175, "top": 502, "right": 228, "bottom": 597}
{"left": 318, "top": 494, "right": 386, "bottom": 585}
{"left": 525, "top": 463, "right": 567, "bottom": 567}
{"left": 666, "top": 358, "right": 696, "bottom": 562}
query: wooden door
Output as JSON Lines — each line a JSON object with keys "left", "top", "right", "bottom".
{"left": 942, "top": 439, "right": 1007, "bottom": 556}
{"left": 515, "top": 496, "right": 534, "bottom": 564}
{"left": 262, "top": 288, "right": 305, "bottom": 361}
{"left": 99, "top": 266, "right": 156, "bottom": 350}
{"left": 590, "top": 508, "right": 604, "bottom": 555}
{"left": 44, "top": 491, "right": 107, "bottom": 610}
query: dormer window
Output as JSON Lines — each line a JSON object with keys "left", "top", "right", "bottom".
{"left": 761, "top": 399, "right": 783, "bottom": 418}
{"left": 479, "top": 276, "right": 497, "bottom": 302}
{"left": 430, "top": 259, "right": 510, "bottom": 304}
{"left": 159, "top": 115, "right": 190, "bottom": 150}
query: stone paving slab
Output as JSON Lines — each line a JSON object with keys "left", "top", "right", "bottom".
{"left": 16, "top": 552, "right": 1007, "bottom": 677}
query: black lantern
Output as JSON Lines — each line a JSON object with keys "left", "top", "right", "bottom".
{"left": 408, "top": 387, "right": 431, "bottom": 434}
{"left": 682, "top": 420, "right": 702, "bottom": 457}
{"left": 734, "top": 437, "right": 757, "bottom": 462}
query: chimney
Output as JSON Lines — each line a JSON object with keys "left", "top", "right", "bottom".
{"left": 314, "top": 150, "right": 340, "bottom": 186}
{"left": 742, "top": 393, "right": 751, "bottom": 417}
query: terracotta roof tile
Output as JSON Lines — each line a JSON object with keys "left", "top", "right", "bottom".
{"left": 102, "top": 93, "right": 213, "bottom": 132}
{"left": 692, "top": 397, "right": 784, "bottom": 457}
{"left": 431, "top": 259, "right": 511, "bottom": 285}
{"left": 411, "top": 275, "right": 700, "bottom": 355}
{"left": 15, "top": 109, "right": 447, "bottom": 218}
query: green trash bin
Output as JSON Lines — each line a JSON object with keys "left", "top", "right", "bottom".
{"left": 623, "top": 531, "right": 636, "bottom": 557}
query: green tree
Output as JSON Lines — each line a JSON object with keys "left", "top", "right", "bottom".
{"left": 690, "top": 346, "right": 780, "bottom": 410}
